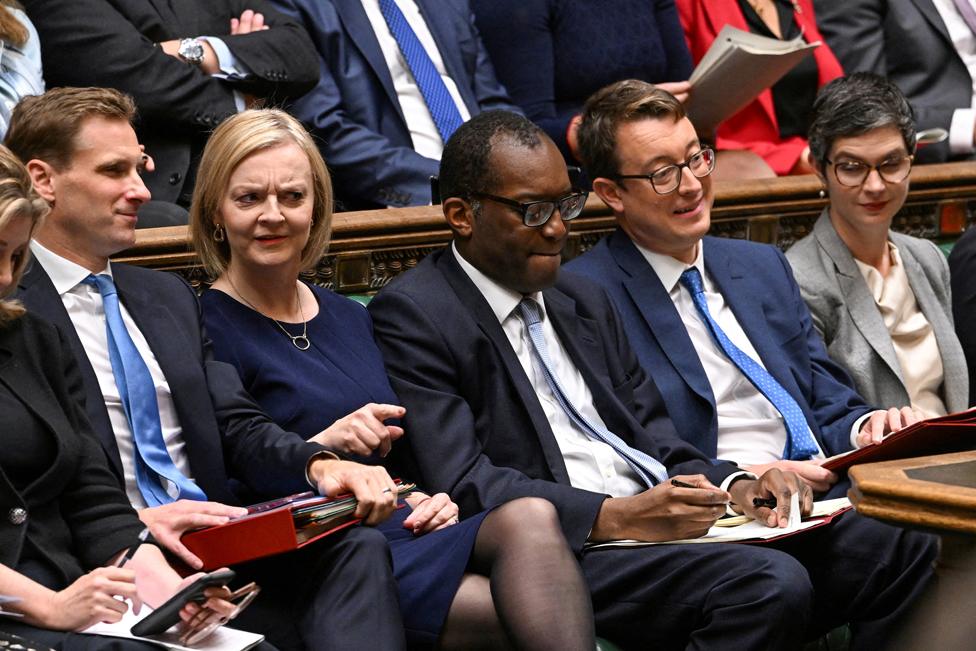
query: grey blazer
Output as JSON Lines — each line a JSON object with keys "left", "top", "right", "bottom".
{"left": 786, "top": 211, "right": 969, "bottom": 413}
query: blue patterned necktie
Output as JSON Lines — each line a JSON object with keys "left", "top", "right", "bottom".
{"left": 679, "top": 268, "right": 820, "bottom": 460}
{"left": 82, "top": 274, "right": 207, "bottom": 506}
{"left": 377, "top": 0, "right": 465, "bottom": 143}
{"left": 516, "top": 299, "right": 669, "bottom": 487}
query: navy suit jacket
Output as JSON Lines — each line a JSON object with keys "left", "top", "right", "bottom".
{"left": 17, "top": 261, "right": 332, "bottom": 505}
{"left": 565, "top": 230, "right": 874, "bottom": 459}
{"left": 368, "top": 247, "right": 740, "bottom": 552}
{"left": 272, "top": 0, "right": 519, "bottom": 209}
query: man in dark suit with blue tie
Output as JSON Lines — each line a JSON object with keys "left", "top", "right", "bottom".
{"left": 566, "top": 79, "right": 937, "bottom": 650}
{"left": 270, "top": 0, "right": 519, "bottom": 209}
{"left": 367, "top": 108, "right": 923, "bottom": 649}
{"left": 9, "top": 87, "right": 406, "bottom": 651}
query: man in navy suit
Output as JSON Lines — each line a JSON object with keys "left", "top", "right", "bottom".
{"left": 566, "top": 80, "right": 937, "bottom": 649}
{"left": 270, "top": 0, "right": 519, "bottom": 209}
{"left": 9, "top": 87, "right": 406, "bottom": 651}
{"left": 367, "top": 108, "right": 927, "bottom": 649}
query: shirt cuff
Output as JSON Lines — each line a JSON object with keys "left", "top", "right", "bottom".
{"left": 949, "top": 108, "right": 976, "bottom": 155}
{"left": 850, "top": 411, "right": 876, "bottom": 449}
{"left": 720, "top": 470, "right": 757, "bottom": 516}
{"left": 199, "top": 36, "right": 251, "bottom": 79}
{"left": 304, "top": 450, "right": 340, "bottom": 490}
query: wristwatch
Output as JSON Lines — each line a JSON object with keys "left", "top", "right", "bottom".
{"left": 177, "top": 38, "right": 205, "bottom": 66}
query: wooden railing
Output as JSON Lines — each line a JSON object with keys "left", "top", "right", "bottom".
{"left": 117, "top": 162, "right": 976, "bottom": 295}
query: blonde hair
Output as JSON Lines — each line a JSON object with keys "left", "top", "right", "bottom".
{"left": 0, "top": 144, "right": 48, "bottom": 323}
{"left": 189, "top": 109, "right": 333, "bottom": 279}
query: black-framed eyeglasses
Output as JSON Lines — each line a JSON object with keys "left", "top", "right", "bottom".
{"left": 470, "top": 190, "right": 589, "bottom": 227}
{"left": 614, "top": 148, "right": 716, "bottom": 195}
{"left": 824, "top": 155, "right": 914, "bottom": 187}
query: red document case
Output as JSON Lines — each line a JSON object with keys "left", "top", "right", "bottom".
{"left": 182, "top": 484, "right": 415, "bottom": 571}
{"left": 824, "top": 409, "right": 976, "bottom": 472}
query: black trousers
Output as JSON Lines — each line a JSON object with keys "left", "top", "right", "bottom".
{"left": 231, "top": 525, "right": 406, "bottom": 651}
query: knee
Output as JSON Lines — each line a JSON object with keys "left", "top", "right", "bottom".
{"left": 490, "top": 498, "right": 565, "bottom": 545}
{"left": 334, "top": 525, "right": 391, "bottom": 561}
{"left": 756, "top": 552, "right": 814, "bottom": 615}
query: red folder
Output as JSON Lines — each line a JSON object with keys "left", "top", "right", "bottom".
{"left": 182, "top": 484, "right": 415, "bottom": 571}
{"left": 823, "top": 409, "right": 976, "bottom": 472}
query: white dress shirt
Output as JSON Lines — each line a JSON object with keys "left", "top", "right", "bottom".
{"left": 452, "top": 244, "right": 646, "bottom": 497}
{"left": 30, "top": 241, "right": 194, "bottom": 509}
{"left": 932, "top": 0, "right": 976, "bottom": 155}
{"left": 635, "top": 242, "right": 827, "bottom": 466}
{"left": 361, "top": 0, "right": 471, "bottom": 160}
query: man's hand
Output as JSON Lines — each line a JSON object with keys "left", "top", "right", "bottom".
{"left": 308, "top": 403, "right": 406, "bottom": 457}
{"left": 590, "top": 474, "right": 729, "bottom": 542}
{"left": 744, "top": 459, "right": 838, "bottom": 493}
{"left": 230, "top": 9, "right": 270, "bottom": 35}
{"left": 402, "top": 492, "right": 459, "bottom": 535}
{"left": 308, "top": 459, "right": 398, "bottom": 525}
{"left": 730, "top": 469, "right": 813, "bottom": 528}
{"left": 138, "top": 501, "right": 247, "bottom": 570}
{"left": 856, "top": 407, "right": 920, "bottom": 448}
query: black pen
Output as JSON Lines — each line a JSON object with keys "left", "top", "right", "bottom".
{"left": 114, "top": 527, "right": 150, "bottom": 568}
{"left": 670, "top": 479, "right": 698, "bottom": 489}
{"left": 752, "top": 497, "right": 777, "bottom": 509}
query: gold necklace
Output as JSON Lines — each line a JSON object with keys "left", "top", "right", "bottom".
{"left": 226, "top": 276, "right": 311, "bottom": 351}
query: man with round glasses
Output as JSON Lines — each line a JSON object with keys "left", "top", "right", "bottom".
{"left": 567, "top": 79, "right": 937, "bottom": 650}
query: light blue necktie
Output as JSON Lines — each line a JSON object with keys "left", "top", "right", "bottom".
{"left": 516, "top": 299, "right": 669, "bottom": 487}
{"left": 377, "top": 0, "right": 465, "bottom": 143}
{"left": 679, "top": 268, "right": 820, "bottom": 460}
{"left": 83, "top": 274, "right": 207, "bottom": 506}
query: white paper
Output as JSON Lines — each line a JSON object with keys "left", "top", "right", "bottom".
{"left": 83, "top": 604, "right": 263, "bottom": 651}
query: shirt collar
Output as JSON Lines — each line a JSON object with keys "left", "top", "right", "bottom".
{"left": 451, "top": 242, "right": 545, "bottom": 324}
{"left": 30, "top": 239, "right": 113, "bottom": 296}
{"left": 631, "top": 239, "right": 705, "bottom": 293}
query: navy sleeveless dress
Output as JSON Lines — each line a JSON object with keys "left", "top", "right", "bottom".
{"left": 201, "top": 285, "right": 488, "bottom": 648}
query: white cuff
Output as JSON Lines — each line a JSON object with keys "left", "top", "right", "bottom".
{"left": 948, "top": 108, "right": 976, "bottom": 155}
{"left": 199, "top": 36, "right": 251, "bottom": 79}
{"left": 850, "top": 412, "right": 875, "bottom": 450}
{"left": 720, "top": 470, "right": 757, "bottom": 516}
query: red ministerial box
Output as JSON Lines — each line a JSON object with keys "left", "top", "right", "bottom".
{"left": 824, "top": 409, "right": 976, "bottom": 473}
{"left": 181, "top": 496, "right": 360, "bottom": 571}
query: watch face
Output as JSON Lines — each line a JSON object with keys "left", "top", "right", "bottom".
{"left": 179, "top": 39, "right": 204, "bottom": 64}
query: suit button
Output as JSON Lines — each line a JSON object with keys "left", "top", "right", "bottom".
{"left": 169, "top": 172, "right": 182, "bottom": 185}
{"left": 8, "top": 508, "right": 26, "bottom": 525}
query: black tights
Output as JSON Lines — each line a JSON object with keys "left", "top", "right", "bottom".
{"left": 437, "top": 498, "right": 594, "bottom": 651}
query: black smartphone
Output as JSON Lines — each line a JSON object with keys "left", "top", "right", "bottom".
{"left": 130, "top": 568, "right": 236, "bottom": 637}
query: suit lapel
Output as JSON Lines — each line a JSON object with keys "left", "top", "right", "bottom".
{"left": 910, "top": 0, "right": 954, "bottom": 46}
{"left": 813, "top": 215, "right": 905, "bottom": 383}
{"left": 18, "top": 262, "right": 126, "bottom": 479}
{"left": 0, "top": 328, "right": 69, "bottom": 495}
{"left": 703, "top": 240, "right": 801, "bottom": 395}
{"left": 333, "top": 0, "right": 406, "bottom": 123}
{"left": 415, "top": 0, "right": 476, "bottom": 111}
{"left": 437, "top": 251, "right": 573, "bottom": 484}
{"left": 609, "top": 231, "right": 716, "bottom": 408}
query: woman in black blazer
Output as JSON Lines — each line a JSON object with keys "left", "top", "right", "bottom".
{"left": 0, "top": 145, "right": 236, "bottom": 649}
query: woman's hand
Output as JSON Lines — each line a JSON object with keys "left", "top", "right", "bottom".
{"left": 40, "top": 567, "right": 139, "bottom": 631}
{"left": 403, "top": 492, "right": 460, "bottom": 535}
{"left": 308, "top": 403, "right": 406, "bottom": 457}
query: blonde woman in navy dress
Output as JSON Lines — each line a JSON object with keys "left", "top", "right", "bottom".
{"left": 190, "top": 109, "right": 595, "bottom": 651}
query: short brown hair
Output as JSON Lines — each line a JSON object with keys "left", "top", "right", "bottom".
{"left": 0, "top": 144, "right": 49, "bottom": 323}
{"left": 189, "top": 109, "right": 333, "bottom": 279}
{"left": 577, "top": 79, "right": 686, "bottom": 181}
{"left": 5, "top": 87, "right": 136, "bottom": 170}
